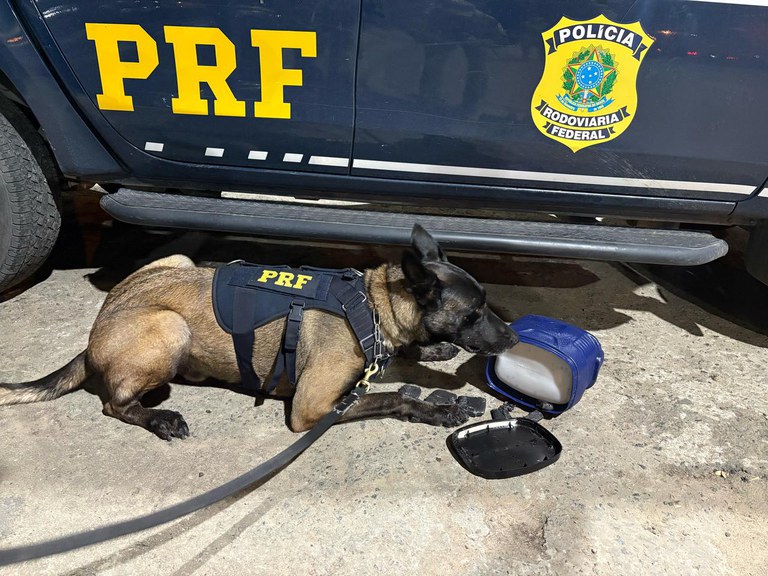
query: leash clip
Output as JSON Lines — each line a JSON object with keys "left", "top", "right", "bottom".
{"left": 355, "top": 361, "right": 380, "bottom": 392}
{"left": 334, "top": 361, "right": 379, "bottom": 414}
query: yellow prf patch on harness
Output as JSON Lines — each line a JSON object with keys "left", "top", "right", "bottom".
{"left": 256, "top": 269, "right": 314, "bottom": 290}
{"left": 530, "top": 15, "right": 654, "bottom": 152}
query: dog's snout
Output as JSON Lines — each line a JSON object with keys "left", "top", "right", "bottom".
{"left": 487, "top": 315, "right": 518, "bottom": 353}
{"left": 498, "top": 321, "right": 518, "bottom": 350}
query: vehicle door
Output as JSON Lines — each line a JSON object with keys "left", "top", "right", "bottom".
{"left": 352, "top": 0, "right": 767, "bottom": 200}
{"left": 28, "top": 0, "right": 360, "bottom": 174}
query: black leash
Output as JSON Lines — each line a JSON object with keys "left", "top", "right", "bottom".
{"left": 0, "top": 375, "right": 373, "bottom": 567}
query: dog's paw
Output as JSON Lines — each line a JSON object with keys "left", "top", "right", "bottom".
{"left": 421, "top": 390, "right": 485, "bottom": 426}
{"left": 422, "top": 343, "right": 461, "bottom": 362}
{"left": 438, "top": 403, "right": 473, "bottom": 428}
{"left": 148, "top": 410, "right": 190, "bottom": 441}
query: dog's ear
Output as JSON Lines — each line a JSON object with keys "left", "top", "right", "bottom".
{"left": 411, "top": 224, "right": 447, "bottom": 262}
{"left": 402, "top": 249, "right": 440, "bottom": 307}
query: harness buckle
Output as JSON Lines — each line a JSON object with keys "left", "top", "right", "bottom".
{"left": 359, "top": 333, "right": 375, "bottom": 351}
{"left": 342, "top": 291, "right": 367, "bottom": 312}
{"left": 343, "top": 268, "right": 364, "bottom": 279}
{"left": 283, "top": 301, "right": 306, "bottom": 353}
{"left": 288, "top": 300, "right": 305, "bottom": 322}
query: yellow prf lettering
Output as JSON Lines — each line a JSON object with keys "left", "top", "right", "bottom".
{"left": 85, "top": 23, "right": 158, "bottom": 111}
{"left": 251, "top": 30, "right": 317, "bottom": 119}
{"left": 275, "top": 272, "right": 295, "bottom": 287}
{"left": 257, "top": 270, "right": 278, "bottom": 283}
{"left": 164, "top": 26, "right": 246, "bottom": 117}
{"left": 293, "top": 274, "right": 313, "bottom": 289}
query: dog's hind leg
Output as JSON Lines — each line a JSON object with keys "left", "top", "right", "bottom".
{"left": 90, "top": 309, "right": 193, "bottom": 440}
{"left": 103, "top": 400, "right": 190, "bottom": 441}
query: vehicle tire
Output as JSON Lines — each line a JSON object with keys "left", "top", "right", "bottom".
{"left": 0, "top": 112, "right": 61, "bottom": 293}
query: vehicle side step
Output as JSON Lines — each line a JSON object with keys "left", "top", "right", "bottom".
{"left": 101, "top": 188, "right": 728, "bottom": 265}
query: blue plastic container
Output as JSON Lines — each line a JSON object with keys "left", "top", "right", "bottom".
{"left": 486, "top": 315, "right": 604, "bottom": 415}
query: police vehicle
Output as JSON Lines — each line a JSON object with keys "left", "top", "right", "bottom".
{"left": 1, "top": 0, "right": 768, "bottom": 291}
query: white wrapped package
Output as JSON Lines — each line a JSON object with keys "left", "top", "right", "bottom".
{"left": 493, "top": 343, "right": 572, "bottom": 405}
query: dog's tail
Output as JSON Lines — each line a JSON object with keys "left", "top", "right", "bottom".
{"left": 0, "top": 351, "right": 90, "bottom": 405}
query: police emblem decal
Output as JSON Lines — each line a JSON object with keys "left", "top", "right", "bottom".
{"left": 530, "top": 15, "right": 654, "bottom": 152}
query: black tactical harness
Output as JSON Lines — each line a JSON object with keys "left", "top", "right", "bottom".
{"left": 212, "top": 261, "right": 389, "bottom": 393}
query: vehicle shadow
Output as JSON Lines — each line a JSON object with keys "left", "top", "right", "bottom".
{"left": 618, "top": 227, "right": 768, "bottom": 339}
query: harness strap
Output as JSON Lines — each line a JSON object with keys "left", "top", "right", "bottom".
{"left": 266, "top": 300, "right": 305, "bottom": 393}
{"left": 332, "top": 278, "right": 380, "bottom": 364}
{"left": 284, "top": 300, "right": 304, "bottom": 388}
{"left": 232, "top": 286, "right": 261, "bottom": 390}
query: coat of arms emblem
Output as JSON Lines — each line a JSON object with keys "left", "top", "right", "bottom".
{"left": 530, "top": 15, "right": 655, "bottom": 152}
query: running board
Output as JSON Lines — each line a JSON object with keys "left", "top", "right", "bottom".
{"left": 101, "top": 188, "right": 728, "bottom": 265}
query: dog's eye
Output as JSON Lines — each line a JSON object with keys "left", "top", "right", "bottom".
{"left": 462, "top": 311, "right": 480, "bottom": 327}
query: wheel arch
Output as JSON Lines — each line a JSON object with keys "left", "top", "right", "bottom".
{"left": 0, "top": 75, "right": 64, "bottom": 194}
{"left": 0, "top": 1, "right": 124, "bottom": 182}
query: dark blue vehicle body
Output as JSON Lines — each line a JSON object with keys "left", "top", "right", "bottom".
{"left": 1, "top": 0, "right": 768, "bottom": 237}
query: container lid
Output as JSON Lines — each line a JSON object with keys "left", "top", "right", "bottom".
{"left": 448, "top": 418, "right": 562, "bottom": 479}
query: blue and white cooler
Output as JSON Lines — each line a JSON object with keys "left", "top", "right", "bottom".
{"left": 486, "top": 315, "right": 604, "bottom": 414}
{"left": 449, "top": 315, "right": 604, "bottom": 479}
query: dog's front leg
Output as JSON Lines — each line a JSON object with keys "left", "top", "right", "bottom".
{"left": 337, "top": 392, "right": 473, "bottom": 427}
{"left": 401, "top": 342, "right": 460, "bottom": 362}
{"left": 290, "top": 354, "right": 473, "bottom": 431}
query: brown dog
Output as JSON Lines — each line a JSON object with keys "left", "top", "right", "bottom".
{"left": 0, "top": 226, "right": 517, "bottom": 439}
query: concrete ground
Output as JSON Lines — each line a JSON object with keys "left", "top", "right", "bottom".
{"left": 0, "top": 192, "right": 767, "bottom": 575}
